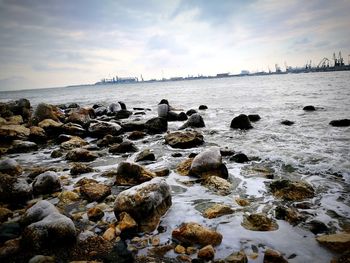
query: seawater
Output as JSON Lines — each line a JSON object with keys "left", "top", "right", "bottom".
{"left": 1, "top": 71, "right": 350, "bottom": 262}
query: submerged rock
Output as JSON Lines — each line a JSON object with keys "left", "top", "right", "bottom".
{"left": 248, "top": 114, "right": 261, "bottom": 122}
{"left": 32, "top": 171, "right": 61, "bottom": 195}
{"left": 281, "top": 120, "right": 295, "bottom": 126}
{"left": 145, "top": 117, "right": 168, "bottom": 134}
{"left": 329, "top": 119, "right": 350, "bottom": 127}
{"left": 225, "top": 250, "right": 248, "bottom": 263}
{"left": 316, "top": 232, "right": 350, "bottom": 253}
{"left": 303, "top": 105, "right": 316, "bottom": 111}
{"left": 269, "top": 179, "right": 315, "bottom": 201}
{"left": 66, "top": 148, "right": 98, "bottom": 162}
{"left": 0, "top": 158, "right": 22, "bottom": 176}
{"left": 179, "top": 113, "right": 205, "bottom": 129}
{"left": 172, "top": 222, "right": 222, "bottom": 246}
{"left": 230, "top": 114, "right": 253, "bottom": 130}
{"left": 241, "top": 213, "right": 278, "bottom": 231}
{"left": 114, "top": 161, "right": 155, "bottom": 185}
{"left": 114, "top": 177, "right": 172, "bottom": 232}
{"left": 165, "top": 131, "right": 204, "bottom": 149}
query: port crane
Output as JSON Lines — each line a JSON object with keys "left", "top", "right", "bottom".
{"left": 333, "top": 51, "right": 344, "bottom": 67}
{"left": 317, "top": 57, "right": 330, "bottom": 68}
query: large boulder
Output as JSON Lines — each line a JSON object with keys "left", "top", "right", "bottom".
{"left": 190, "top": 147, "right": 228, "bottom": 179}
{"left": 269, "top": 179, "right": 315, "bottom": 201}
{"left": 66, "top": 148, "right": 98, "bottom": 162}
{"left": 165, "top": 131, "right": 204, "bottom": 149}
{"left": 230, "top": 114, "right": 253, "bottom": 130}
{"left": 316, "top": 232, "right": 350, "bottom": 253}
{"left": 7, "top": 98, "right": 31, "bottom": 121}
{"left": 145, "top": 117, "right": 168, "bottom": 134}
{"left": 29, "top": 126, "right": 47, "bottom": 143}
{"left": 172, "top": 222, "right": 222, "bottom": 246}
{"left": 114, "top": 177, "right": 172, "bottom": 232}
{"left": 7, "top": 140, "right": 38, "bottom": 154}
{"left": 38, "top": 119, "right": 63, "bottom": 135}
{"left": 61, "top": 122, "right": 86, "bottom": 137}
{"left": 67, "top": 108, "right": 92, "bottom": 128}
{"left": 179, "top": 113, "right": 205, "bottom": 129}
{"left": 114, "top": 161, "right": 155, "bottom": 186}
{"left": 0, "top": 125, "right": 30, "bottom": 140}
{"left": 329, "top": 119, "right": 350, "bottom": 127}
{"left": 32, "top": 171, "right": 61, "bottom": 195}
{"left": 88, "top": 121, "right": 122, "bottom": 138}
{"left": 34, "top": 103, "right": 64, "bottom": 122}
{"left": 0, "top": 173, "right": 32, "bottom": 203}
{"left": 0, "top": 158, "right": 22, "bottom": 176}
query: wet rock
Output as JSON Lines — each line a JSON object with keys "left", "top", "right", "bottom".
{"left": 176, "top": 158, "right": 193, "bottom": 176}
{"left": 38, "top": 119, "right": 63, "bottom": 134}
{"left": 0, "top": 158, "right": 22, "bottom": 176}
{"left": 0, "top": 124, "right": 30, "bottom": 140}
{"left": 117, "top": 211, "right": 138, "bottom": 234}
{"left": 263, "top": 249, "right": 288, "bottom": 263}
{"left": 179, "top": 113, "right": 205, "bottom": 129}
{"left": 316, "top": 232, "right": 350, "bottom": 253}
{"left": 121, "top": 120, "right": 146, "bottom": 132}
{"left": 66, "top": 148, "right": 98, "bottom": 162}
{"left": 115, "top": 109, "right": 132, "bottom": 119}
{"left": 167, "top": 111, "right": 179, "bottom": 121}
{"left": 178, "top": 112, "right": 188, "bottom": 121}
{"left": 114, "top": 177, "right": 172, "bottom": 232}
{"left": 97, "top": 134, "right": 123, "bottom": 147}
{"left": 306, "top": 220, "right": 330, "bottom": 235}
{"left": 172, "top": 222, "right": 222, "bottom": 246}
{"left": 230, "top": 114, "right": 253, "bottom": 130}
{"left": 275, "top": 206, "right": 304, "bottom": 225}
{"left": 225, "top": 250, "right": 248, "bottom": 263}
{"left": 108, "top": 102, "right": 122, "bottom": 114}
{"left": 248, "top": 114, "right": 261, "bottom": 122}
{"left": 0, "top": 173, "right": 32, "bottom": 203}
{"left": 29, "top": 126, "right": 47, "bottom": 142}
{"left": 7, "top": 140, "right": 38, "bottom": 153}
{"left": 332, "top": 250, "right": 350, "bottom": 263}
{"left": 329, "top": 119, "right": 350, "bottom": 127}
{"left": 103, "top": 239, "right": 134, "bottom": 263}
{"left": 57, "top": 191, "right": 80, "bottom": 206}
{"left": 70, "top": 162, "right": 93, "bottom": 175}
{"left": 165, "top": 131, "right": 204, "bottom": 149}
{"left": 153, "top": 167, "right": 170, "bottom": 177}
{"left": 80, "top": 183, "right": 111, "bottom": 202}
{"left": 135, "top": 149, "right": 155, "bottom": 162}
{"left": 202, "top": 176, "right": 232, "bottom": 196}
{"left": 230, "top": 153, "right": 249, "bottom": 163}
{"left": 128, "top": 131, "right": 146, "bottom": 140}
{"left": 60, "top": 135, "right": 88, "bottom": 150}
{"left": 103, "top": 227, "right": 116, "bottom": 241}
{"left": 203, "top": 204, "right": 234, "bottom": 219}
{"left": 109, "top": 141, "right": 138, "bottom": 154}
{"left": 87, "top": 207, "right": 104, "bottom": 222}
{"left": 74, "top": 177, "right": 98, "bottom": 187}
{"left": 51, "top": 149, "right": 63, "bottom": 158}
{"left": 34, "top": 103, "right": 64, "bottom": 122}
{"left": 197, "top": 245, "right": 215, "bottom": 260}
{"left": 235, "top": 198, "right": 250, "bottom": 207}
{"left": 175, "top": 244, "right": 186, "bottom": 254}
{"left": 0, "top": 237, "right": 21, "bottom": 259}
{"left": 145, "top": 117, "right": 168, "bottom": 134}
{"left": 186, "top": 109, "right": 197, "bottom": 116}
{"left": 303, "top": 105, "right": 316, "bottom": 111}
{"left": 158, "top": 104, "right": 169, "bottom": 118}
{"left": 61, "top": 122, "right": 86, "bottom": 137}
{"left": 198, "top": 105, "right": 208, "bottom": 110}
{"left": 281, "top": 120, "right": 295, "bottom": 126}
{"left": 269, "top": 179, "right": 315, "bottom": 201}
{"left": 0, "top": 207, "right": 13, "bottom": 223}
{"left": 88, "top": 121, "right": 122, "bottom": 138}
{"left": 67, "top": 108, "right": 92, "bottom": 127}
{"left": 32, "top": 171, "right": 61, "bottom": 195}
{"left": 241, "top": 213, "right": 278, "bottom": 231}
{"left": 71, "top": 235, "right": 114, "bottom": 261}
{"left": 94, "top": 106, "right": 108, "bottom": 116}
{"left": 28, "top": 255, "right": 56, "bottom": 263}
{"left": 7, "top": 98, "right": 31, "bottom": 121}
{"left": 190, "top": 147, "right": 228, "bottom": 179}
{"left": 6, "top": 115, "right": 23, "bottom": 125}
{"left": 220, "top": 148, "right": 235, "bottom": 156}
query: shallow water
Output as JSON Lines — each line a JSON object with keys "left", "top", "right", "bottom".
{"left": 2, "top": 71, "right": 350, "bottom": 262}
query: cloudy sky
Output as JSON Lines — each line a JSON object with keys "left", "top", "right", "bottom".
{"left": 0, "top": 0, "right": 349, "bottom": 91}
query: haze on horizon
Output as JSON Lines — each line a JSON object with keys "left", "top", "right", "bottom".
{"left": 0, "top": 0, "right": 349, "bottom": 91}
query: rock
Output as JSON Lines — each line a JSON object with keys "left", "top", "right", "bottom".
{"left": 306, "top": 220, "right": 330, "bottom": 235}
{"left": 165, "top": 131, "right": 204, "bottom": 149}
{"left": 7, "top": 140, "right": 38, "bottom": 153}
{"left": 303, "top": 105, "right": 316, "bottom": 111}
{"left": 135, "top": 149, "right": 155, "bottom": 162}
{"left": 67, "top": 108, "right": 92, "bottom": 127}
{"left": 281, "top": 120, "right": 295, "bottom": 126}
{"left": 159, "top": 99, "right": 169, "bottom": 105}
{"left": 74, "top": 177, "right": 98, "bottom": 187}
{"left": 115, "top": 109, "right": 132, "bottom": 119}
{"left": 329, "top": 119, "right": 350, "bottom": 127}
{"left": 34, "top": 103, "right": 64, "bottom": 122}
{"left": 32, "top": 171, "right": 61, "bottom": 195}
{"left": 29, "top": 126, "right": 47, "bottom": 142}
{"left": 0, "top": 207, "right": 13, "bottom": 223}
{"left": 158, "top": 104, "right": 169, "bottom": 118}
{"left": 263, "top": 248, "right": 288, "bottom": 263}
{"left": 176, "top": 158, "right": 193, "bottom": 176}
{"left": 235, "top": 198, "right": 250, "bottom": 207}
{"left": 175, "top": 244, "right": 186, "bottom": 254}
{"left": 70, "top": 162, "right": 93, "bottom": 175}
{"left": 179, "top": 113, "right": 205, "bottom": 129}
{"left": 202, "top": 176, "right": 232, "bottom": 196}
{"left": 57, "top": 191, "right": 80, "bottom": 206}
{"left": 66, "top": 148, "right": 98, "bottom": 162}
{"left": 0, "top": 124, "right": 30, "bottom": 140}
{"left": 28, "top": 255, "right": 56, "bottom": 263}
{"left": 230, "top": 153, "right": 249, "bottom": 163}
{"left": 197, "top": 245, "right": 215, "bottom": 260}
{"left": 248, "top": 114, "right": 261, "bottom": 122}
{"left": 167, "top": 111, "right": 179, "bottom": 121}
{"left": 0, "top": 158, "right": 22, "bottom": 176}
{"left": 71, "top": 235, "right": 114, "bottom": 261}
{"left": 178, "top": 112, "right": 188, "bottom": 121}
{"left": 275, "top": 206, "right": 303, "bottom": 225}
{"left": 6, "top": 115, "right": 23, "bottom": 125}
{"left": 190, "top": 147, "right": 228, "bottom": 179}
{"left": 203, "top": 204, "right": 233, "bottom": 219}
{"left": 120, "top": 120, "right": 146, "bottom": 132}
{"left": 172, "top": 222, "right": 222, "bottom": 246}
{"left": 114, "top": 177, "right": 172, "bottom": 232}
{"left": 186, "top": 109, "right": 197, "bottom": 116}
{"left": 220, "top": 148, "right": 235, "bottom": 156}
{"left": 316, "top": 232, "right": 350, "bottom": 253}
{"left": 109, "top": 141, "right": 138, "bottom": 154}
{"left": 145, "top": 117, "right": 168, "bottom": 134}
{"left": 117, "top": 212, "right": 138, "bottom": 233}
{"left": 225, "top": 250, "right": 248, "bottom": 263}
{"left": 198, "top": 105, "right": 208, "bottom": 110}
{"left": 51, "top": 149, "right": 63, "bottom": 158}
{"left": 61, "top": 122, "right": 86, "bottom": 137}
{"left": 128, "top": 131, "right": 146, "bottom": 140}
{"left": 57, "top": 134, "right": 73, "bottom": 143}
{"left": 230, "top": 114, "right": 253, "bottom": 130}
{"left": 97, "top": 134, "right": 123, "bottom": 147}
{"left": 103, "top": 227, "right": 116, "bottom": 241}
{"left": 241, "top": 213, "right": 278, "bottom": 231}
{"left": 7, "top": 98, "right": 31, "bottom": 121}
{"left": 94, "top": 106, "right": 108, "bottom": 116}
{"left": 88, "top": 121, "right": 122, "bottom": 138}
{"left": 108, "top": 103, "right": 122, "bottom": 113}
{"left": 0, "top": 173, "right": 32, "bottom": 203}
{"left": 269, "top": 179, "right": 315, "bottom": 201}
{"left": 153, "top": 167, "right": 170, "bottom": 177}
{"left": 0, "top": 237, "right": 21, "bottom": 259}
{"left": 87, "top": 207, "right": 104, "bottom": 221}
{"left": 80, "top": 183, "right": 111, "bottom": 202}
{"left": 38, "top": 119, "right": 63, "bottom": 134}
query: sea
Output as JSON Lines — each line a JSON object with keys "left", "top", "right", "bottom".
{"left": 1, "top": 71, "right": 349, "bottom": 262}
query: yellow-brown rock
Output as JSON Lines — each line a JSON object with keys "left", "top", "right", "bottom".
{"left": 197, "top": 245, "right": 215, "bottom": 260}
{"left": 203, "top": 204, "right": 233, "bottom": 219}
{"left": 316, "top": 232, "right": 350, "bottom": 253}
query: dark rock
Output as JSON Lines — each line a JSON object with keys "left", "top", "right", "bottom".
{"left": 230, "top": 114, "right": 253, "bottom": 130}
{"left": 28, "top": 255, "right": 56, "bottom": 263}
{"left": 230, "top": 153, "right": 249, "bottom": 163}
{"left": 263, "top": 248, "right": 288, "bottom": 263}
{"left": 115, "top": 110, "right": 132, "bottom": 119}
{"left": 118, "top": 101, "right": 127, "bottom": 110}
{"left": 0, "top": 158, "right": 22, "bottom": 176}
{"left": 177, "top": 112, "right": 188, "bottom": 121}
{"left": 153, "top": 167, "right": 170, "bottom": 177}
{"left": 38, "top": 119, "right": 63, "bottom": 135}
{"left": 94, "top": 106, "right": 108, "bottom": 116}
{"left": 145, "top": 117, "right": 168, "bottom": 134}
{"left": 269, "top": 179, "right": 315, "bottom": 201}
{"left": 88, "top": 121, "right": 122, "bottom": 138}
{"left": 135, "top": 149, "right": 155, "bottom": 162}
{"left": 198, "top": 105, "right": 208, "bottom": 110}
{"left": 66, "top": 148, "right": 98, "bottom": 162}
{"left": 275, "top": 206, "right": 304, "bottom": 225}
{"left": 87, "top": 207, "right": 104, "bottom": 221}
{"left": 167, "top": 111, "right": 179, "bottom": 121}
{"left": 104, "top": 239, "right": 134, "bottom": 263}
{"left": 179, "top": 113, "right": 205, "bottom": 129}
{"left": 0, "top": 124, "right": 30, "bottom": 140}
{"left": 329, "top": 119, "right": 350, "bottom": 127}
{"left": 306, "top": 220, "right": 330, "bottom": 234}
{"left": 186, "top": 109, "right": 197, "bottom": 116}
{"left": 220, "top": 148, "right": 235, "bottom": 156}
{"left": 70, "top": 162, "right": 93, "bottom": 175}
{"left": 67, "top": 108, "right": 92, "bottom": 127}
{"left": 159, "top": 99, "right": 169, "bottom": 105}
{"left": 225, "top": 250, "right": 248, "bottom": 263}
{"left": 51, "top": 149, "right": 63, "bottom": 158}
{"left": 281, "top": 120, "right": 295, "bottom": 126}
{"left": 114, "top": 161, "right": 155, "bottom": 186}
{"left": 128, "top": 131, "right": 146, "bottom": 140}
{"left": 97, "top": 134, "right": 123, "bottom": 147}
{"left": 0, "top": 207, "right": 13, "bottom": 223}
{"left": 0, "top": 173, "right": 32, "bottom": 203}
{"left": 93, "top": 104, "right": 103, "bottom": 109}
{"left": 248, "top": 114, "right": 261, "bottom": 122}
{"left": 57, "top": 134, "right": 73, "bottom": 143}
{"left": 32, "top": 171, "right": 61, "bottom": 195}
{"left": 202, "top": 176, "right": 232, "bottom": 196}
{"left": 34, "top": 103, "right": 64, "bottom": 122}
{"left": 0, "top": 222, "right": 21, "bottom": 243}
{"left": 176, "top": 158, "right": 194, "bottom": 176}
{"left": 172, "top": 153, "right": 183, "bottom": 157}
{"left": 109, "top": 103, "right": 122, "bottom": 114}
{"left": 109, "top": 141, "right": 138, "bottom": 154}
{"left": 316, "top": 232, "right": 350, "bottom": 253}
{"left": 121, "top": 120, "right": 146, "bottom": 132}
{"left": 165, "top": 131, "right": 204, "bottom": 149}
{"left": 61, "top": 122, "right": 86, "bottom": 137}
{"left": 80, "top": 183, "right": 111, "bottom": 202}
{"left": 7, "top": 140, "right": 38, "bottom": 153}
{"left": 158, "top": 104, "right": 169, "bottom": 118}
{"left": 8, "top": 98, "right": 31, "bottom": 121}
{"left": 303, "top": 105, "right": 316, "bottom": 111}
{"left": 29, "top": 126, "right": 47, "bottom": 142}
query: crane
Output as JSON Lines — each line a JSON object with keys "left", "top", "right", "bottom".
{"left": 317, "top": 57, "right": 330, "bottom": 68}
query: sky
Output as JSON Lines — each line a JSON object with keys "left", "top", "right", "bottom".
{"left": 0, "top": 0, "right": 349, "bottom": 91}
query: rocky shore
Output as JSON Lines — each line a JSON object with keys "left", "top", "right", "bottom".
{"left": 0, "top": 98, "right": 349, "bottom": 262}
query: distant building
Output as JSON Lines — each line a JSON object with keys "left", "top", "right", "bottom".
{"left": 216, "top": 73, "right": 229, "bottom": 77}
{"left": 240, "top": 70, "right": 249, "bottom": 75}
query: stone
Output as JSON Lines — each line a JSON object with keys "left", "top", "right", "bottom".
{"left": 263, "top": 248, "right": 288, "bottom": 263}
{"left": 248, "top": 114, "right": 261, "bottom": 122}
{"left": 203, "top": 204, "right": 233, "bottom": 219}
{"left": 97, "top": 134, "right": 123, "bottom": 147}
{"left": 178, "top": 112, "right": 188, "bottom": 121}
{"left": 71, "top": 235, "right": 114, "bottom": 261}
{"left": 115, "top": 109, "right": 132, "bottom": 119}
{"left": 38, "top": 119, "right": 63, "bottom": 134}
{"left": 29, "top": 126, "right": 47, "bottom": 142}
{"left": 67, "top": 108, "right": 92, "bottom": 127}
{"left": 186, "top": 109, "right": 197, "bottom": 116}
{"left": 197, "top": 245, "right": 215, "bottom": 260}
{"left": 0, "top": 158, "right": 22, "bottom": 176}
{"left": 58, "top": 191, "right": 80, "bottom": 205}
{"left": 275, "top": 206, "right": 304, "bottom": 225}
{"left": 269, "top": 179, "right": 315, "bottom": 201}
{"left": 114, "top": 177, "right": 172, "bottom": 232}
{"left": 281, "top": 120, "right": 295, "bottom": 126}
{"left": 7, "top": 98, "right": 31, "bottom": 121}
{"left": 190, "top": 147, "right": 228, "bottom": 179}
{"left": 179, "top": 113, "right": 205, "bottom": 129}
{"left": 329, "top": 119, "right": 350, "bottom": 127}
{"left": 153, "top": 167, "right": 170, "bottom": 177}
{"left": 120, "top": 120, "right": 146, "bottom": 132}
{"left": 0, "top": 207, "right": 13, "bottom": 223}
{"left": 172, "top": 222, "right": 222, "bottom": 246}
{"left": 198, "top": 105, "right": 208, "bottom": 110}
{"left": 66, "top": 148, "right": 98, "bottom": 162}
{"left": 117, "top": 212, "right": 138, "bottom": 232}
{"left": 145, "top": 117, "right": 168, "bottom": 134}
{"left": 103, "top": 227, "right": 116, "bottom": 241}
{"left": 88, "top": 121, "right": 122, "bottom": 138}
{"left": 74, "top": 177, "right": 98, "bottom": 187}
{"left": 32, "top": 171, "right": 61, "bottom": 195}
{"left": 108, "top": 103, "right": 122, "bottom": 113}
{"left": 7, "top": 140, "right": 38, "bottom": 153}
{"left": 165, "top": 131, "right": 204, "bottom": 149}
{"left": 62, "top": 122, "right": 86, "bottom": 137}
{"left": 135, "top": 149, "right": 155, "bottom": 162}
{"left": 202, "top": 176, "right": 232, "bottom": 196}
{"left": 6, "top": 115, "right": 23, "bottom": 125}
{"left": 109, "top": 141, "right": 138, "bottom": 154}
{"left": 158, "top": 104, "right": 169, "bottom": 118}
{"left": 174, "top": 244, "right": 186, "bottom": 254}
{"left": 235, "top": 198, "right": 250, "bottom": 207}
{"left": 70, "top": 162, "right": 93, "bottom": 175}
{"left": 230, "top": 153, "right": 249, "bottom": 163}
{"left": 80, "top": 183, "right": 111, "bottom": 202}
{"left": 0, "top": 173, "right": 32, "bottom": 203}
{"left": 28, "top": 255, "right": 56, "bottom": 263}
{"left": 225, "top": 250, "right": 248, "bottom": 263}
{"left": 0, "top": 238, "right": 21, "bottom": 259}
{"left": 94, "top": 106, "right": 108, "bottom": 116}
{"left": 51, "top": 149, "right": 63, "bottom": 158}
{"left": 114, "top": 161, "right": 155, "bottom": 186}
{"left": 306, "top": 220, "right": 330, "bottom": 235}
{"left": 128, "top": 131, "right": 146, "bottom": 140}
{"left": 34, "top": 103, "right": 64, "bottom": 122}
{"left": 303, "top": 105, "right": 316, "bottom": 111}
{"left": 176, "top": 158, "right": 193, "bottom": 176}
{"left": 230, "top": 114, "right": 253, "bottom": 130}
{"left": 241, "top": 213, "right": 278, "bottom": 231}
{"left": 87, "top": 207, "right": 104, "bottom": 221}
{"left": 167, "top": 111, "right": 179, "bottom": 121}
{"left": 0, "top": 124, "right": 30, "bottom": 140}
{"left": 316, "top": 232, "right": 350, "bottom": 253}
